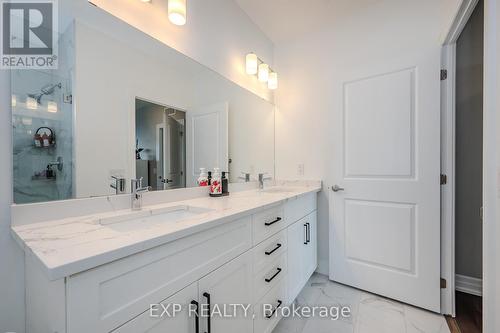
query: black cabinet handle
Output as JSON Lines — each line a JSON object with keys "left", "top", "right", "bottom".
{"left": 265, "top": 217, "right": 282, "bottom": 226}
{"left": 306, "top": 222, "right": 310, "bottom": 244}
{"left": 265, "top": 300, "right": 283, "bottom": 319}
{"left": 191, "top": 300, "right": 200, "bottom": 333}
{"left": 203, "top": 292, "right": 211, "bottom": 333}
{"left": 265, "top": 243, "right": 282, "bottom": 256}
{"left": 304, "top": 224, "right": 308, "bottom": 244}
{"left": 265, "top": 267, "right": 282, "bottom": 283}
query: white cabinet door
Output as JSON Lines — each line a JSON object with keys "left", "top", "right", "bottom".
{"left": 286, "top": 218, "right": 308, "bottom": 303}
{"left": 198, "top": 251, "right": 253, "bottom": 333}
{"left": 113, "top": 282, "right": 199, "bottom": 333}
{"left": 303, "top": 211, "right": 318, "bottom": 279}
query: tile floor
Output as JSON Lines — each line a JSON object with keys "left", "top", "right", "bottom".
{"left": 272, "top": 273, "right": 450, "bottom": 333}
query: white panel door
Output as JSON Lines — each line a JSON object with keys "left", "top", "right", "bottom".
{"left": 330, "top": 68, "right": 441, "bottom": 312}
{"left": 186, "top": 102, "right": 229, "bottom": 187}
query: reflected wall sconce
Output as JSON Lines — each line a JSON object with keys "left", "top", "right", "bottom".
{"left": 47, "top": 101, "right": 58, "bottom": 113}
{"left": 245, "top": 52, "right": 278, "bottom": 90}
{"left": 26, "top": 97, "right": 38, "bottom": 110}
{"left": 11, "top": 95, "right": 17, "bottom": 107}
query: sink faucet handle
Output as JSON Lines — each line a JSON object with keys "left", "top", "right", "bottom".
{"left": 239, "top": 172, "right": 251, "bottom": 182}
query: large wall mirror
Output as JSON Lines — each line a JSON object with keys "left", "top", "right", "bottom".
{"left": 11, "top": 1, "right": 275, "bottom": 204}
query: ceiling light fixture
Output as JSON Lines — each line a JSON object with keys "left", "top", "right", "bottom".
{"left": 168, "top": 0, "right": 187, "bottom": 26}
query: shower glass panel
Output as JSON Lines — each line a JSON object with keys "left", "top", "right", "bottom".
{"left": 11, "top": 25, "right": 74, "bottom": 204}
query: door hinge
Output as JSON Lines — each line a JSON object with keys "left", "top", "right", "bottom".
{"left": 441, "top": 69, "right": 448, "bottom": 81}
{"left": 440, "top": 278, "right": 447, "bottom": 289}
{"left": 440, "top": 174, "right": 447, "bottom": 185}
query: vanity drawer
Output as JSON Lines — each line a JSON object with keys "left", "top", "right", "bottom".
{"left": 67, "top": 217, "right": 252, "bottom": 333}
{"left": 254, "top": 252, "right": 287, "bottom": 302}
{"left": 253, "top": 230, "right": 287, "bottom": 273}
{"left": 253, "top": 205, "right": 285, "bottom": 245}
{"left": 284, "top": 192, "right": 317, "bottom": 226}
{"left": 254, "top": 279, "right": 287, "bottom": 333}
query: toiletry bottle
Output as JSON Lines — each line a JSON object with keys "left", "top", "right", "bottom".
{"left": 34, "top": 133, "right": 42, "bottom": 147}
{"left": 210, "top": 168, "right": 222, "bottom": 197}
{"left": 42, "top": 131, "right": 50, "bottom": 147}
{"left": 197, "top": 168, "right": 209, "bottom": 186}
{"left": 221, "top": 172, "right": 229, "bottom": 196}
{"left": 208, "top": 171, "right": 212, "bottom": 185}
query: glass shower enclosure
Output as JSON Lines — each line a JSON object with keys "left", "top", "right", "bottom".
{"left": 11, "top": 24, "right": 74, "bottom": 204}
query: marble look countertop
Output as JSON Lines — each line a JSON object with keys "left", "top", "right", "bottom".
{"left": 12, "top": 183, "right": 321, "bottom": 281}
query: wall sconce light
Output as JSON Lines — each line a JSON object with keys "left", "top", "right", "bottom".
{"left": 26, "top": 97, "right": 38, "bottom": 110}
{"left": 246, "top": 53, "right": 258, "bottom": 75}
{"left": 245, "top": 53, "right": 278, "bottom": 89}
{"left": 258, "top": 63, "right": 269, "bottom": 82}
{"left": 168, "top": 0, "right": 187, "bottom": 26}
{"left": 11, "top": 94, "right": 17, "bottom": 107}
{"left": 268, "top": 72, "right": 278, "bottom": 90}
{"left": 47, "top": 101, "right": 58, "bottom": 113}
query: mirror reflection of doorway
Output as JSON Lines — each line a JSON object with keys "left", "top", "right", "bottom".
{"left": 135, "top": 99, "right": 186, "bottom": 191}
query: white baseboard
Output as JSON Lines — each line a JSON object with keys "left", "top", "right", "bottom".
{"left": 455, "top": 274, "right": 482, "bottom": 296}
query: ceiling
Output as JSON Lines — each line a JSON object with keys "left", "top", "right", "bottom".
{"left": 234, "top": 0, "right": 461, "bottom": 44}
{"left": 234, "top": 0, "right": 383, "bottom": 44}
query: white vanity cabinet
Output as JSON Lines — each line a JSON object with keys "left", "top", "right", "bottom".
{"left": 23, "top": 191, "right": 318, "bottom": 333}
{"left": 286, "top": 211, "right": 318, "bottom": 304}
{"left": 113, "top": 251, "right": 254, "bottom": 333}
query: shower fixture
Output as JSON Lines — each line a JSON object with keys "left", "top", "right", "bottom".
{"left": 28, "top": 83, "right": 62, "bottom": 104}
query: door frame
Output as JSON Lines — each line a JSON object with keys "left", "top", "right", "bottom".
{"left": 440, "top": 0, "right": 481, "bottom": 317}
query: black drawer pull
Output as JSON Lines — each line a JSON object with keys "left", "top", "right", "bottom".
{"left": 265, "top": 243, "right": 282, "bottom": 256}
{"left": 265, "top": 217, "right": 282, "bottom": 226}
{"left": 306, "top": 222, "right": 310, "bottom": 244}
{"left": 203, "top": 292, "right": 211, "bottom": 333}
{"left": 266, "top": 300, "right": 283, "bottom": 319}
{"left": 304, "top": 224, "right": 308, "bottom": 244}
{"left": 265, "top": 267, "right": 282, "bottom": 283}
{"left": 191, "top": 300, "right": 200, "bottom": 333}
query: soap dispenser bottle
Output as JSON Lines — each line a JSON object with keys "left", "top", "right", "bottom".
{"left": 221, "top": 172, "right": 229, "bottom": 196}
{"left": 210, "top": 168, "right": 222, "bottom": 197}
{"left": 197, "top": 168, "right": 209, "bottom": 187}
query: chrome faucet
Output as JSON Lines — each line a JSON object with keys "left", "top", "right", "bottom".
{"left": 238, "top": 172, "right": 251, "bottom": 182}
{"left": 258, "top": 173, "right": 272, "bottom": 190}
{"left": 131, "top": 178, "right": 151, "bottom": 210}
{"left": 111, "top": 176, "right": 126, "bottom": 195}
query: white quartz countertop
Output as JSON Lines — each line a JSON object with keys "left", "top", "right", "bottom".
{"left": 12, "top": 184, "right": 321, "bottom": 281}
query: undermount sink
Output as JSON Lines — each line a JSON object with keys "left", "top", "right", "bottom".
{"left": 99, "top": 205, "right": 214, "bottom": 226}
{"left": 261, "top": 186, "right": 301, "bottom": 194}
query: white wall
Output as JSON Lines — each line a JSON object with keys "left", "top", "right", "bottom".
{"left": 89, "top": 0, "right": 274, "bottom": 102}
{"left": 483, "top": 0, "right": 499, "bottom": 331}
{"left": 0, "top": 1, "right": 275, "bottom": 331}
{"left": 274, "top": 1, "right": 459, "bottom": 275}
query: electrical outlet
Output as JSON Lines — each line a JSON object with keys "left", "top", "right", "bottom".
{"left": 297, "top": 164, "right": 305, "bottom": 176}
